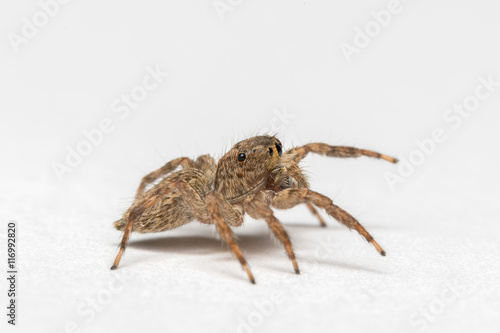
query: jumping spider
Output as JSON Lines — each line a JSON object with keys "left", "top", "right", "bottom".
{"left": 111, "top": 136, "right": 397, "bottom": 284}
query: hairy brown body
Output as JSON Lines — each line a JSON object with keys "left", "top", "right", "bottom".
{"left": 111, "top": 136, "right": 398, "bottom": 283}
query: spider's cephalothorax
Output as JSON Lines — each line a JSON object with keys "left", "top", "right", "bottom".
{"left": 111, "top": 135, "right": 398, "bottom": 284}
{"left": 214, "top": 136, "right": 283, "bottom": 203}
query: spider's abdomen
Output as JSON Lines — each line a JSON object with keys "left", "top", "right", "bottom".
{"left": 114, "top": 169, "right": 211, "bottom": 233}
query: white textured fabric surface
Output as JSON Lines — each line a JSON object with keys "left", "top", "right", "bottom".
{"left": 1, "top": 1, "right": 500, "bottom": 332}
{"left": 1, "top": 154, "right": 499, "bottom": 333}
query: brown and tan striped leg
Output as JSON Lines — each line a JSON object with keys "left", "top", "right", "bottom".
{"left": 205, "top": 192, "right": 255, "bottom": 284}
{"left": 176, "top": 181, "right": 211, "bottom": 224}
{"left": 272, "top": 188, "right": 386, "bottom": 256}
{"left": 245, "top": 195, "right": 300, "bottom": 274}
{"left": 136, "top": 157, "right": 196, "bottom": 198}
{"left": 178, "top": 180, "right": 244, "bottom": 227}
{"left": 110, "top": 205, "right": 146, "bottom": 270}
{"left": 306, "top": 202, "right": 327, "bottom": 227}
{"left": 285, "top": 143, "right": 398, "bottom": 164}
{"left": 194, "top": 154, "right": 217, "bottom": 182}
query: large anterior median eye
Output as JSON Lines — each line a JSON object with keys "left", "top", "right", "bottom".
{"left": 238, "top": 153, "right": 246, "bottom": 162}
{"left": 275, "top": 142, "right": 282, "bottom": 156}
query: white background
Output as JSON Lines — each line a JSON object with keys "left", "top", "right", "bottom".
{"left": 1, "top": 1, "right": 499, "bottom": 332}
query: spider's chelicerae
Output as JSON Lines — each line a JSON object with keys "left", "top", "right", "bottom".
{"left": 111, "top": 136, "right": 398, "bottom": 283}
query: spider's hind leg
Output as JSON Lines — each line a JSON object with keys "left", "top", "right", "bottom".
{"left": 136, "top": 157, "right": 195, "bottom": 198}
{"left": 110, "top": 204, "right": 147, "bottom": 270}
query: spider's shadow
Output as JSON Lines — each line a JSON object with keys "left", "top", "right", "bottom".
{"left": 127, "top": 222, "right": 328, "bottom": 255}
{"left": 284, "top": 221, "right": 396, "bottom": 231}
{"left": 128, "top": 232, "right": 276, "bottom": 256}
{"left": 126, "top": 224, "right": 386, "bottom": 275}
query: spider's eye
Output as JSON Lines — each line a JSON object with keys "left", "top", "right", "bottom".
{"left": 237, "top": 153, "right": 246, "bottom": 162}
{"left": 275, "top": 142, "right": 282, "bottom": 157}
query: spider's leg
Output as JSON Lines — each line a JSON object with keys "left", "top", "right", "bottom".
{"left": 244, "top": 195, "right": 300, "bottom": 274}
{"left": 285, "top": 143, "right": 398, "bottom": 164}
{"left": 111, "top": 204, "right": 148, "bottom": 270}
{"left": 178, "top": 180, "right": 244, "bottom": 227}
{"left": 194, "top": 154, "right": 217, "bottom": 183}
{"left": 271, "top": 188, "right": 386, "bottom": 256}
{"left": 205, "top": 192, "right": 255, "bottom": 284}
{"left": 176, "top": 180, "right": 211, "bottom": 224}
{"left": 113, "top": 171, "right": 214, "bottom": 269}
{"left": 136, "top": 157, "right": 196, "bottom": 198}
{"left": 305, "top": 202, "right": 327, "bottom": 227}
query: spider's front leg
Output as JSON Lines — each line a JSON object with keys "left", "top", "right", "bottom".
{"left": 244, "top": 193, "right": 300, "bottom": 274}
{"left": 205, "top": 192, "right": 255, "bottom": 284}
{"left": 271, "top": 188, "right": 386, "bottom": 256}
{"left": 285, "top": 143, "right": 398, "bottom": 164}
{"left": 305, "top": 202, "right": 327, "bottom": 227}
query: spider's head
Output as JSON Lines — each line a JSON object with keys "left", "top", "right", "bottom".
{"left": 214, "top": 135, "right": 283, "bottom": 202}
